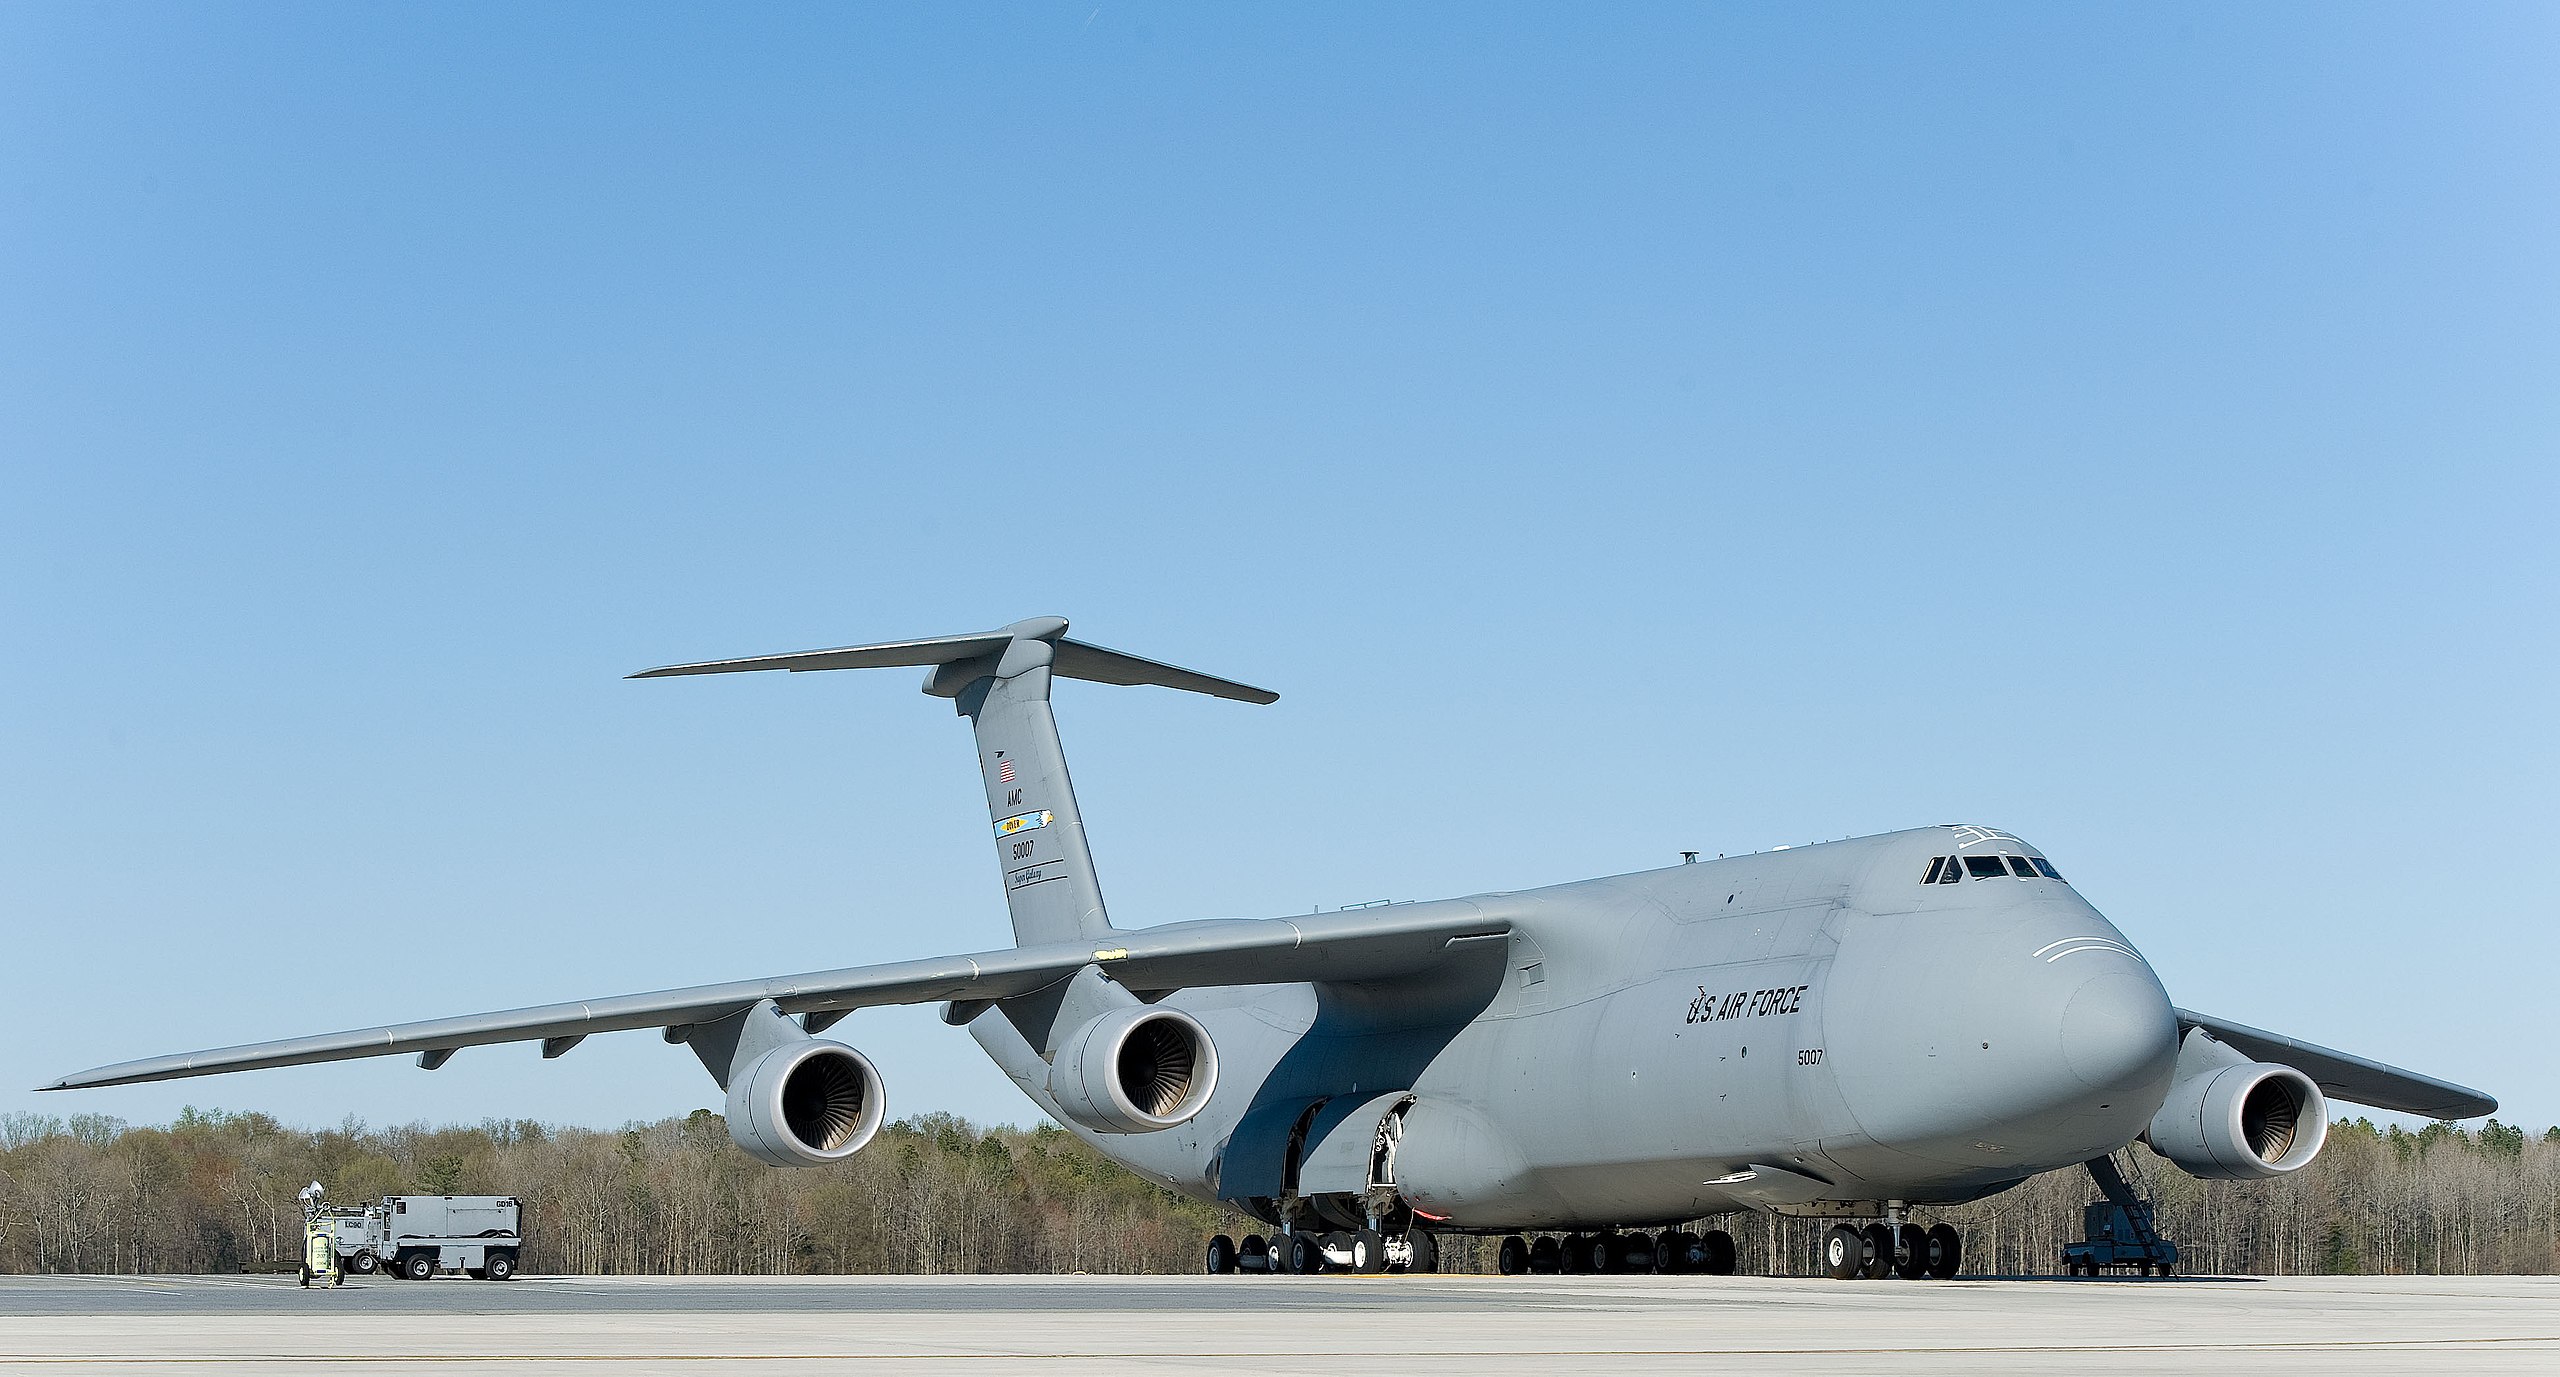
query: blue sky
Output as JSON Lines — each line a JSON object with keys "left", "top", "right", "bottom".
{"left": 3, "top": 4, "right": 2552, "bottom": 1138}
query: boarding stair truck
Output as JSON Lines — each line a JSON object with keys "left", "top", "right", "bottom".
{"left": 2062, "top": 1156, "right": 2179, "bottom": 1277}
{"left": 367, "top": 1195, "right": 524, "bottom": 1281}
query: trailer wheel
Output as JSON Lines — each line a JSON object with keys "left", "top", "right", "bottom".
{"left": 485, "top": 1251, "right": 517, "bottom": 1281}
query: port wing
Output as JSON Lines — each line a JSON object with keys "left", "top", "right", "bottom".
{"left": 2174, "top": 1008, "right": 2496, "bottom": 1119}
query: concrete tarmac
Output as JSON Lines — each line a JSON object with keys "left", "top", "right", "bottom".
{"left": 1, "top": 1272, "right": 2553, "bottom": 1374}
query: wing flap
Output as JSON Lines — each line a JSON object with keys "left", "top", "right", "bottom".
{"left": 2176, "top": 1008, "right": 2497, "bottom": 1119}
{"left": 45, "top": 903, "right": 1510, "bottom": 1091}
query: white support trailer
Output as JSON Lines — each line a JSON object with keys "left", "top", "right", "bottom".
{"left": 334, "top": 1195, "right": 523, "bottom": 1281}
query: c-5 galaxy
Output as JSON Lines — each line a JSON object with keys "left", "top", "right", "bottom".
{"left": 49, "top": 618, "right": 2496, "bottom": 1280}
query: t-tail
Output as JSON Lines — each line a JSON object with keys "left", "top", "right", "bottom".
{"left": 631, "top": 617, "right": 1276, "bottom": 946}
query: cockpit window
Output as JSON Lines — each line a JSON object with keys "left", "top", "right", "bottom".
{"left": 1962, "top": 855, "right": 2007, "bottom": 879}
{"left": 2031, "top": 856, "right": 2062, "bottom": 880}
{"left": 1921, "top": 856, "right": 1945, "bottom": 884}
{"left": 2006, "top": 855, "right": 2037, "bottom": 879}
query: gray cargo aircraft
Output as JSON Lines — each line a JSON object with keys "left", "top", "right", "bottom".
{"left": 48, "top": 618, "right": 2496, "bottom": 1279}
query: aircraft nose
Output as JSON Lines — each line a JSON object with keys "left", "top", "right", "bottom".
{"left": 2058, "top": 968, "right": 2179, "bottom": 1093}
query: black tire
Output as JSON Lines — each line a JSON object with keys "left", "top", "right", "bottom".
{"left": 1822, "top": 1224, "right": 1865, "bottom": 1280}
{"left": 1529, "top": 1236, "right": 1560, "bottom": 1274}
{"left": 1354, "top": 1228, "right": 1388, "bottom": 1274}
{"left": 486, "top": 1252, "right": 517, "bottom": 1282}
{"left": 1925, "top": 1223, "right": 1961, "bottom": 1280}
{"left": 298, "top": 1265, "right": 312, "bottom": 1288}
{"left": 1404, "top": 1230, "right": 1439, "bottom": 1275}
{"left": 1591, "top": 1234, "right": 1622, "bottom": 1274}
{"left": 1702, "top": 1229, "right": 1737, "bottom": 1276}
{"left": 1205, "top": 1234, "right": 1238, "bottom": 1275}
{"left": 1239, "top": 1235, "right": 1268, "bottom": 1273}
{"left": 402, "top": 1252, "right": 437, "bottom": 1281}
{"left": 1498, "top": 1235, "right": 1529, "bottom": 1275}
{"left": 1655, "top": 1231, "right": 1687, "bottom": 1274}
{"left": 1895, "top": 1223, "right": 1929, "bottom": 1280}
{"left": 1288, "top": 1233, "right": 1325, "bottom": 1275}
{"left": 345, "top": 1251, "right": 377, "bottom": 1275}
{"left": 1858, "top": 1223, "right": 1895, "bottom": 1280}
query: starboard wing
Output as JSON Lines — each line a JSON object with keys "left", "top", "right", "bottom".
{"left": 43, "top": 903, "right": 1510, "bottom": 1091}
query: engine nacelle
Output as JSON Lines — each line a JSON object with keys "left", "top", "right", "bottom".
{"left": 2147, "top": 1055, "right": 2327, "bottom": 1180}
{"left": 1047, "top": 1006, "right": 1218, "bottom": 1134}
{"left": 724, "top": 1040, "right": 886, "bottom": 1168}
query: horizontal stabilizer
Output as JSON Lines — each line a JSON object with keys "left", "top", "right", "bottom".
{"left": 42, "top": 902, "right": 1508, "bottom": 1091}
{"left": 630, "top": 616, "right": 1277, "bottom": 704}
{"left": 2175, "top": 1008, "right": 2497, "bottom": 1120}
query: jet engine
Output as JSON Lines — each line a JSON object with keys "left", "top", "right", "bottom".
{"left": 2147, "top": 1055, "right": 2326, "bottom": 1180}
{"left": 1047, "top": 1006, "right": 1218, "bottom": 1134}
{"left": 724, "top": 1039, "right": 887, "bottom": 1168}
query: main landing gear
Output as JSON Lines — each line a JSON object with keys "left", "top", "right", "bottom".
{"left": 1205, "top": 1227, "right": 1439, "bottom": 1275}
{"left": 1491, "top": 1229, "right": 1737, "bottom": 1275}
{"left": 1821, "top": 1220, "right": 1960, "bottom": 1280}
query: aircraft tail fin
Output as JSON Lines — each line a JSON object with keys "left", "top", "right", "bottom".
{"left": 632, "top": 618, "right": 1276, "bottom": 946}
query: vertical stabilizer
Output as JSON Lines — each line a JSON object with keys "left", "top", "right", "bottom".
{"left": 953, "top": 645, "right": 1112, "bottom": 944}
{"left": 631, "top": 616, "right": 1276, "bottom": 949}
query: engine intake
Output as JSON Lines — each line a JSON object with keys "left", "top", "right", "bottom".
{"left": 1048, "top": 1006, "right": 1218, "bottom": 1134}
{"left": 725, "top": 1040, "right": 886, "bottom": 1168}
{"left": 2148, "top": 1056, "right": 2326, "bottom": 1180}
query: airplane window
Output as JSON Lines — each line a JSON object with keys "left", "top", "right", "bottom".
{"left": 2006, "top": 855, "right": 2036, "bottom": 879}
{"left": 1939, "top": 859, "right": 1962, "bottom": 884}
{"left": 1922, "top": 857, "right": 1945, "bottom": 884}
{"left": 1962, "top": 855, "right": 2007, "bottom": 879}
{"left": 2031, "top": 857, "right": 2063, "bottom": 880}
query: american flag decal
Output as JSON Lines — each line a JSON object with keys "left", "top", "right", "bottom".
{"left": 997, "top": 756, "right": 1015, "bottom": 784}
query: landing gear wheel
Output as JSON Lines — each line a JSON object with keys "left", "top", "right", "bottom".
{"left": 1702, "top": 1229, "right": 1736, "bottom": 1275}
{"left": 1924, "top": 1223, "right": 1961, "bottom": 1280}
{"left": 1528, "top": 1236, "right": 1560, "bottom": 1274}
{"left": 1590, "top": 1233, "right": 1624, "bottom": 1274}
{"left": 1655, "top": 1231, "right": 1688, "bottom": 1274}
{"left": 1205, "top": 1235, "right": 1238, "bottom": 1274}
{"left": 1403, "top": 1230, "right": 1439, "bottom": 1274}
{"left": 1894, "top": 1223, "right": 1929, "bottom": 1280}
{"left": 1858, "top": 1224, "right": 1895, "bottom": 1280}
{"left": 1354, "top": 1228, "right": 1388, "bottom": 1274}
{"left": 1239, "top": 1235, "right": 1268, "bottom": 1273}
{"left": 486, "top": 1252, "right": 517, "bottom": 1281}
{"left": 1498, "top": 1235, "right": 1530, "bottom": 1276}
{"left": 1822, "top": 1224, "right": 1865, "bottom": 1280}
{"left": 1558, "top": 1233, "right": 1588, "bottom": 1274}
{"left": 1288, "top": 1233, "right": 1325, "bottom": 1275}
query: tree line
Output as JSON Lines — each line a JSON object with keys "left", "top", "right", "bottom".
{"left": 1, "top": 1108, "right": 2550, "bottom": 1276}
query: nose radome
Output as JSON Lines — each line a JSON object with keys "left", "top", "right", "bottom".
{"left": 2059, "top": 968, "right": 2179, "bottom": 1092}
